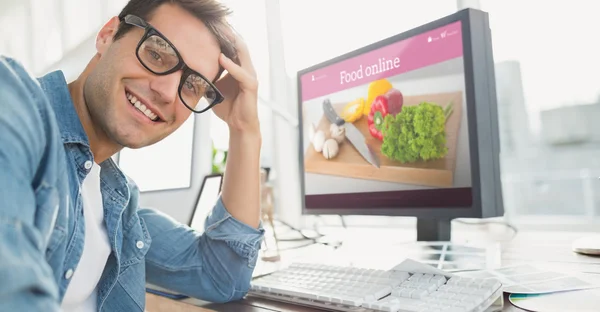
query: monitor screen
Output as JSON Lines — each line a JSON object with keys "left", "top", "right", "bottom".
{"left": 189, "top": 174, "right": 223, "bottom": 231}
{"left": 299, "top": 18, "right": 474, "bottom": 212}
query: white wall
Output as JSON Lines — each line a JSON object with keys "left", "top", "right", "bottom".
{"left": 136, "top": 113, "right": 213, "bottom": 223}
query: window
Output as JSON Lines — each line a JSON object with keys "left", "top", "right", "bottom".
{"left": 479, "top": 0, "right": 600, "bottom": 218}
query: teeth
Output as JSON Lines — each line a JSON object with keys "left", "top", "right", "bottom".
{"left": 126, "top": 92, "right": 158, "bottom": 121}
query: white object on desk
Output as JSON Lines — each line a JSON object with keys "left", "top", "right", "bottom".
{"left": 249, "top": 259, "right": 504, "bottom": 312}
{"left": 509, "top": 288, "right": 600, "bottom": 312}
{"left": 456, "top": 264, "right": 600, "bottom": 295}
{"left": 572, "top": 235, "right": 600, "bottom": 256}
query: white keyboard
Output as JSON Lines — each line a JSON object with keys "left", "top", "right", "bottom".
{"left": 249, "top": 260, "right": 503, "bottom": 312}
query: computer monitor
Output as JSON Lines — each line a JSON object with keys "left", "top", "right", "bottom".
{"left": 296, "top": 8, "right": 503, "bottom": 241}
{"left": 188, "top": 173, "right": 223, "bottom": 232}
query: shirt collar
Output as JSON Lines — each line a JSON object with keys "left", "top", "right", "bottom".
{"left": 37, "top": 70, "right": 132, "bottom": 206}
{"left": 37, "top": 70, "right": 90, "bottom": 147}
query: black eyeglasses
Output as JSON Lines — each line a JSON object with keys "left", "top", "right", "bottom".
{"left": 120, "top": 14, "right": 224, "bottom": 113}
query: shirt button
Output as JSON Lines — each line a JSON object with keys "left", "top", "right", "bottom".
{"left": 136, "top": 241, "right": 144, "bottom": 249}
{"left": 65, "top": 269, "right": 74, "bottom": 279}
{"left": 84, "top": 161, "right": 93, "bottom": 170}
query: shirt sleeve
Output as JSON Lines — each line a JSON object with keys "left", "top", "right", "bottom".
{"left": 0, "top": 57, "right": 61, "bottom": 311}
{"left": 140, "top": 196, "right": 264, "bottom": 303}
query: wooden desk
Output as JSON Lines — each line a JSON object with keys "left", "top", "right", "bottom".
{"left": 146, "top": 226, "right": 600, "bottom": 312}
{"left": 147, "top": 292, "right": 527, "bottom": 312}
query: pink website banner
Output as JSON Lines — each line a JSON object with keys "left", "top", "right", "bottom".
{"left": 300, "top": 21, "right": 463, "bottom": 102}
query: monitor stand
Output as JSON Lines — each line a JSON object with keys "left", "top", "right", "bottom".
{"left": 417, "top": 218, "right": 451, "bottom": 242}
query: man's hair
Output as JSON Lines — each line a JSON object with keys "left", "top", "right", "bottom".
{"left": 113, "top": 0, "right": 238, "bottom": 81}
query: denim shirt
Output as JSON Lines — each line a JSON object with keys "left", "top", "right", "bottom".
{"left": 0, "top": 56, "right": 264, "bottom": 311}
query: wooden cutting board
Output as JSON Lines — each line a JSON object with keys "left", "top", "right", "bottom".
{"left": 304, "top": 91, "right": 463, "bottom": 187}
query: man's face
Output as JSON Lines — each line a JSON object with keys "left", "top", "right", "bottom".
{"left": 85, "top": 3, "right": 221, "bottom": 149}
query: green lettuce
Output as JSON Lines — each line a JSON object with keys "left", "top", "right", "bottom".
{"left": 381, "top": 102, "right": 448, "bottom": 163}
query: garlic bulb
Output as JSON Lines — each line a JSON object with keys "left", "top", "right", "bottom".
{"left": 312, "top": 130, "right": 326, "bottom": 152}
{"left": 322, "top": 139, "right": 339, "bottom": 159}
{"left": 329, "top": 123, "right": 346, "bottom": 144}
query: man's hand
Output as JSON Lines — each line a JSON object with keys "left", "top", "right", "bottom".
{"left": 212, "top": 31, "right": 260, "bottom": 135}
{"left": 211, "top": 29, "right": 262, "bottom": 229}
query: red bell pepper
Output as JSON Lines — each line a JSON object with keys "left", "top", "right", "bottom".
{"left": 367, "top": 95, "right": 389, "bottom": 140}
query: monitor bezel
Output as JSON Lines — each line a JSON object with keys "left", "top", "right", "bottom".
{"left": 296, "top": 8, "right": 502, "bottom": 219}
{"left": 186, "top": 173, "right": 223, "bottom": 227}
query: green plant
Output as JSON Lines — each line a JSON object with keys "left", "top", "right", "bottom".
{"left": 211, "top": 141, "right": 228, "bottom": 173}
{"left": 381, "top": 102, "right": 448, "bottom": 163}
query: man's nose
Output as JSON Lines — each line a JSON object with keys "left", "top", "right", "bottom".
{"left": 149, "top": 72, "right": 181, "bottom": 105}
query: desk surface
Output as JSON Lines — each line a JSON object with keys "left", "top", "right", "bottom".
{"left": 145, "top": 224, "right": 600, "bottom": 312}
{"left": 147, "top": 293, "right": 528, "bottom": 312}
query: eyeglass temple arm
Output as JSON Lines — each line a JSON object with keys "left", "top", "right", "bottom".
{"left": 121, "top": 14, "right": 148, "bottom": 29}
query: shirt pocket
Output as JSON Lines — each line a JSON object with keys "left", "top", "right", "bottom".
{"left": 44, "top": 225, "right": 66, "bottom": 260}
{"left": 120, "top": 214, "right": 152, "bottom": 268}
{"left": 33, "top": 183, "right": 64, "bottom": 254}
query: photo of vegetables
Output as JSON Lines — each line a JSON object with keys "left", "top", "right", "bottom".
{"left": 304, "top": 78, "right": 463, "bottom": 187}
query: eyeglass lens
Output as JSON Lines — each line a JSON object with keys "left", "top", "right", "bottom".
{"left": 137, "top": 34, "right": 217, "bottom": 112}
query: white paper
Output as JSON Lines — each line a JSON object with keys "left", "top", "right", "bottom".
{"left": 457, "top": 264, "right": 600, "bottom": 294}
{"left": 391, "top": 258, "right": 455, "bottom": 278}
{"left": 118, "top": 116, "right": 195, "bottom": 192}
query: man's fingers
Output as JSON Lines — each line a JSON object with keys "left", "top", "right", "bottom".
{"left": 233, "top": 37, "right": 256, "bottom": 78}
{"left": 221, "top": 26, "right": 256, "bottom": 78}
{"left": 219, "top": 53, "right": 258, "bottom": 92}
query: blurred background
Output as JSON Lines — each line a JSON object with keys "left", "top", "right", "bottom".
{"left": 3, "top": 0, "right": 600, "bottom": 230}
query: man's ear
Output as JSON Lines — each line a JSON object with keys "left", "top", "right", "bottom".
{"left": 96, "top": 16, "right": 120, "bottom": 55}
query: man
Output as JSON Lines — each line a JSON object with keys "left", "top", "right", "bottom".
{"left": 0, "top": 0, "right": 263, "bottom": 311}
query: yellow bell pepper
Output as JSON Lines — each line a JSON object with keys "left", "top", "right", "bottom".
{"left": 341, "top": 97, "right": 365, "bottom": 122}
{"left": 364, "top": 79, "right": 393, "bottom": 115}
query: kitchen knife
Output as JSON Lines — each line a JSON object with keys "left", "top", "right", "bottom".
{"left": 322, "top": 99, "right": 380, "bottom": 168}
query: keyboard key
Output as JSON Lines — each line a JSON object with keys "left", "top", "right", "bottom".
{"left": 447, "top": 276, "right": 462, "bottom": 285}
{"left": 447, "top": 286, "right": 464, "bottom": 293}
{"left": 420, "top": 273, "right": 433, "bottom": 283}
{"left": 400, "top": 280, "right": 418, "bottom": 288}
{"left": 408, "top": 273, "right": 423, "bottom": 281}
{"left": 410, "top": 289, "right": 428, "bottom": 299}
{"left": 425, "top": 283, "right": 438, "bottom": 293}
{"left": 438, "top": 292, "right": 456, "bottom": 299}
{"left": 401, "top": 288, "right": 415, "bottom": 298}
{"left": 432, "top": 275, "right": 447, "bottom": 287}
{"left": 342, "top": 298, "right": 363, "bottom": 306}
{"left": 456, "top": 278, "right": 474, "bottom": 287}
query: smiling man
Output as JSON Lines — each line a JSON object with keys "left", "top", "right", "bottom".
{"left": 0, "top": 0, "right": 263, "bottom": 311}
